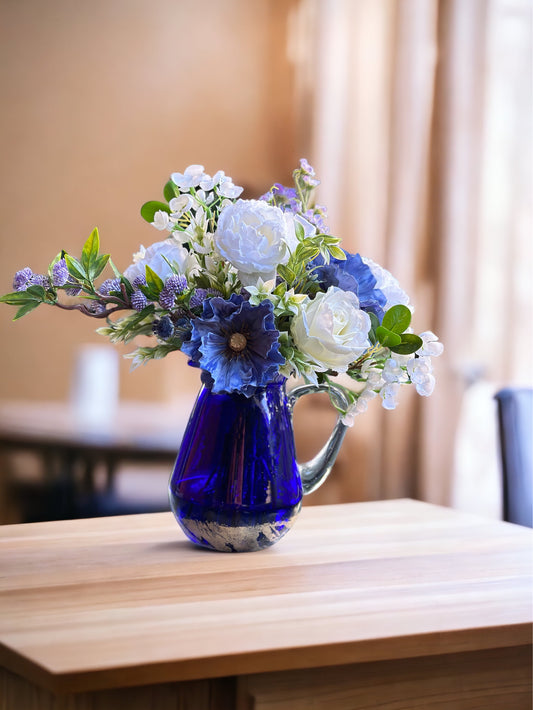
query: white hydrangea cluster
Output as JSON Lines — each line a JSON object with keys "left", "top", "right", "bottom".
{"left": 150, "top": 164, "right": 243, "bottom": 237}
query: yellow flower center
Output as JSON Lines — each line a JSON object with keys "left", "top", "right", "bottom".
{"left": 229, "top": 332, "right": 247, "bottom": 352}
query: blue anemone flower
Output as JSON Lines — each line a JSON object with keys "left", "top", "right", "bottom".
{"left": 313, "top": 250, "right": 387, "bottom": 321}
{"left": 182, "top": 294, "right": 285, "bottom": 397}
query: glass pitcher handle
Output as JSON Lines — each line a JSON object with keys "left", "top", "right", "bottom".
{"left": 288, "top": 382, "right": 350, "bottom": 495}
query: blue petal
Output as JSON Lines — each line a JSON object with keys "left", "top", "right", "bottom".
{"left": 312, "top": 250, "right": 387, "bottom": 320}
{"left": 186, "top": 296, "right": 284, "bottom": 396}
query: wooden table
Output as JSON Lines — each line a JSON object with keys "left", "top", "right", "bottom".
{"left": 0, "top": 399, "right": 186, "bottom": 467}
{"left": 0, "top": 400, "right": 188, "bottom": 521}
{"left": 0, "top": 499, "right": 531, "bottom": 709}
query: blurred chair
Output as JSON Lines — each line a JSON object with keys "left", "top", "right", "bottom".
{"left": 494, "top": 387, "right": 533, "bottom": 527}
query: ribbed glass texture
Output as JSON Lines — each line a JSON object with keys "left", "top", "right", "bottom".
{"left": 169, "top": 381, "right": 303, "bottom": 552}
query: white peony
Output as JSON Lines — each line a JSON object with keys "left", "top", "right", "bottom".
{"left": 214, "top": 199, "right": 298, "bottom": 286}
{"left": 291, "top": 286, "right": 371, "bottom": 373}
{"left": 124, "top": 239, "right": 193, "bottom": 283}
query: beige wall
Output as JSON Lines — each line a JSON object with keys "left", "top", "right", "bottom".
{"left": 0, "top": 0, "right": 300, "bottom": 403}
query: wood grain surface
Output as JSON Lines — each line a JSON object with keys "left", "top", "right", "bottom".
{"left": 0, "top": 499, "right": 531, "bottom": 694}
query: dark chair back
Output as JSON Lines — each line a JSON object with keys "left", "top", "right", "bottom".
{"left": 494, "top": 387, "right": 533, "bottom": 527}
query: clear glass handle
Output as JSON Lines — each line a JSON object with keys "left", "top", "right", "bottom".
{"left": 288, "top": 383, "right": 350, "bottom": 495}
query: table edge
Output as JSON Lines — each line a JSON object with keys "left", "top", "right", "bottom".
{"left": 1, "top": 622, "right": 531, "bottom": 695}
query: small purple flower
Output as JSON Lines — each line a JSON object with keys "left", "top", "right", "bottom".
{"left": 189, "top": 288, "right": 222, "bottom": 309}
{"left": 159, "top": 274, "right": 188, "bottom": 309}
{"left": 131, "top": 289, "right": 149, "bottom": 311}
{"left": 12, "top": 267, "right": 33, "bottom": 291}
{"left": 298, "top": 159, "right": 320, "bottom": 187}
{"left": 260, "top": 183, "right": 301, "bottom": 213}
{"left": 28, "top": 274, "right": 50, "bottom": 290}
{"left": 132, "top": 275, "right": 146, "bottom": 289}
{"left": 65, "top": 277, "right": 82, "bottom": 297}
{"left": 52, "top": 259, "right": 69, "bottom": 287}
{"left": 166, "top": 274, "right": 188, "bottom": 292}
{"left": 98, "top": 278, "right": 122, "bottom": 296}
{"left": 303, "top": 205, "right": 329, "bottom": 234}
{"left": 182, "top": 294, "right": 285, "bottom": 397}
{"left": 159, "top": 290, "right": 175, "bottom": 310}
{"left": 153, "top": 315, "right": 175, "bottom": 340}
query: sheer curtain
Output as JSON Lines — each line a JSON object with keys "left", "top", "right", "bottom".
{"left": 290, "top": 0, "right": 532, "bottom": 510}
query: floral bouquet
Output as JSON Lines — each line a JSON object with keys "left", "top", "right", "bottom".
{"left": 1, "top": 160, "right": 442, "bottom": 424}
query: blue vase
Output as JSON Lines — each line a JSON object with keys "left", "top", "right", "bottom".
{"left": 169, "top": 379, "right": 349, "bottom": 552}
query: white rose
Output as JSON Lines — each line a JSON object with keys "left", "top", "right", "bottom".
{"left": 124, "top": 239, "right": 192, "bottom": 282}
{"left": 214, "top": 199, "right": 298, "bottom": 286}
{"left": 291, "top": 286, "right": 371, "bottom": 372}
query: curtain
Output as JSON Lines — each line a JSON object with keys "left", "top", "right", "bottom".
{"left": 290, "top": 0, "right": 532, "bottom": 511}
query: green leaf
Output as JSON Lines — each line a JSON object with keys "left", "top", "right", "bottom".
{"left": 272, "top": 281, "right": 287, "bottom": 298}
{"left": 382, "top": 304, "right": 411, "bottom": 334}
{"left": 65, "top": 254, "right": 87, "bottom": 282}
{"left": 140, "top": 200, "right": 170, "bottom": 223}
{"left": 327, "top": 245, "right": 346, "bottom": 260}
{"left": 163, "top": 180, "right": 178, "bottom": 202}
{"left": 120, "top": 275, "right": 133, "bottom": 297}
{"left": 277, "top": 264, "right": 296, "bottom": 284}
{"left": 49, "top": 251, "right": 63, "bottom": 268}
{"left": 321, "top": 235, "right": 343, "bottom": 248}
{"left": 368, "top": 311, "right": 379, "bottom": 345}
{"left": 390, "top": 333, "right": 423, "bottom": 355}
{"left": 81, "top": 227, "right": 100, "bottom": 273}
{"left": 145, "top": 265, "right": 164, "bottom": 294}
{"left": 295, "top": 244, "right": 320, "bottom": 263}
{"left": 376, "top": 326, "right": 402, "bottom": 347}
{"left": 294, "top": 221, "right": 306, "bottom": 242}
{"left": 318, "top": 246, "right": 330, "bottom": 264}
{"left": 0, "top": 291, "right": 37, "bottom": 305}
{"left": 108, "top": 258, "right": 122, "bottom": 278}
{"left": 92, "top": 253, "right": 110, "bottom": 280}
{"left": 13, "top": 300, "right": 41, "bottom": 320}
{"left": 25, "top": 285, "right": 47, "bottom": 300}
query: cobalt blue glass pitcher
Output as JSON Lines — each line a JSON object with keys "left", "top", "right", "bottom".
{"left": 169, "top": 379, "right": 349, "bottom": 552}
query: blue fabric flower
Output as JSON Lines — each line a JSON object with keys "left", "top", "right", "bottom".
{"left": 152, "top": 315, "right": 174, "bottom": 340}
{"left": 182, "top": 294, "right": 285, "bottom": 396}
{"left": 313, "top": 250, "right": 387, "bottom": 321}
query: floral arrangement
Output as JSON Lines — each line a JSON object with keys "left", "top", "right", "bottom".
{"left": 1, "top": 160, "right": 442, "bottom": 424}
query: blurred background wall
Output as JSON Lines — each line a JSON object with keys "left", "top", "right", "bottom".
{"left": 0, "top": 0, "right": 301, "bottom": 405}
{"left": 0, "top": 0, "right": 531, "bottom": 517}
